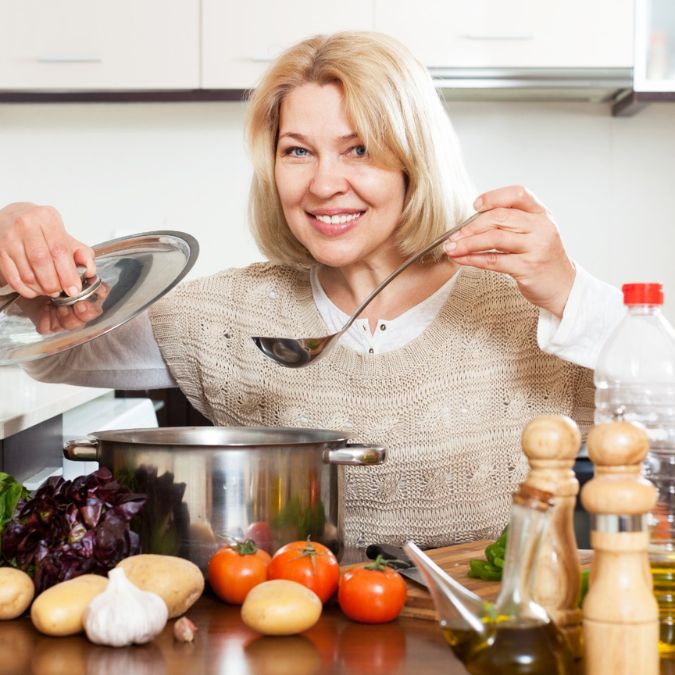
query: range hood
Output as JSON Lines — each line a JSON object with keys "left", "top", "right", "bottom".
{"left": 430, "top": 67, "right": 633, "bottom": 104}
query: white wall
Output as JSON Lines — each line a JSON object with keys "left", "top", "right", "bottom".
{"left": 0, "top": 102, "right": 257, "bottom": 276}
{"left": 1, "top": 99, "right": 675, "bottom": 317}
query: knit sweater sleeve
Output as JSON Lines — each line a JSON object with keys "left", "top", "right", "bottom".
{"left": 148, "top": 274, "right": 216, "bottom": 421}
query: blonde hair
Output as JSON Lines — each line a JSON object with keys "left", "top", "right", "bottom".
{"left": 246, "top": 31, "right": 475, "bottom": 267}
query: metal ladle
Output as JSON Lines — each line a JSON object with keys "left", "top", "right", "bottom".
{"left": 252, "top": 212, "right": 480, "bottom": 368}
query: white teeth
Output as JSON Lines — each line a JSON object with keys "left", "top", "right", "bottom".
{"left": 314, "top": 212, "right": 361, "bottom": 225}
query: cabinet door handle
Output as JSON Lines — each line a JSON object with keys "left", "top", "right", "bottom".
{"left": 35, "top": 56, "right": 103, "bottom": 64}
{"left": 461, "top": 33, "right": 534, "bottom": 41}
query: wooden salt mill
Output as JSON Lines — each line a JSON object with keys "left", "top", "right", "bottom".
{"left": 581, "top": 420, "right": 658, "bottom": 675}
{"left": 521, "top": 415, "right": 583, "bottom": 657}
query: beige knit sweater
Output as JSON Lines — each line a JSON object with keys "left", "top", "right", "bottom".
{"left": 149, "top": 263, "right": 594, "bottom": 549}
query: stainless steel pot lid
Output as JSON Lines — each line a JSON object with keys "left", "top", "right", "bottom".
{"left": 0, "top": 230, "right": 198, "bottom": 365}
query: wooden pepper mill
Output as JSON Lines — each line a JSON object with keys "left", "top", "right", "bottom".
{"left": 581, "top": 420, "right": 659, "bottom": 675}
{"left": 521, "top": 415, "right": 583, "bottom": 657}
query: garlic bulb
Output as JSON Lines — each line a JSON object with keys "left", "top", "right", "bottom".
{"left": 84, "top": 568, "right": 168, "bottom": 647}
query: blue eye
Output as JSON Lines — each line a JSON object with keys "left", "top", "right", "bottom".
{"left": 353, "top": 145, "right": 367, "bottom": 157}
{"left": 286, "top": 146, "right": 309, "bottom": 157}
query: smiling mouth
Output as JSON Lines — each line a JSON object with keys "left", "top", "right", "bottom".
{"left": 308, "top": 210, "right": 365, "bottom": 236}
{"left": 313, "top": 212, "right": 363, "bottom": 225}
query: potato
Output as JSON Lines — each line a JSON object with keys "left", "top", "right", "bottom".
{"left": 0, "top": 568, "right": 34, "bottom": 620}
{"left": 31, "top": 574, "right": 108, "bottom": 637}
{"left": 116, "top": 554, "right": 204, "bottom": 619}
{"left": 241, "top": 580, "right": 322, "bottom": 636}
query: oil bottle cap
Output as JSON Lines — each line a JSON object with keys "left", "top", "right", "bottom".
{"left": 622, "top": 283, "right": 664, "bottom": 306}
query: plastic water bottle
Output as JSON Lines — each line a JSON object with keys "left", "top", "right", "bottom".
{"left": 594, "top": 282, "right": 675, "bottom": 654}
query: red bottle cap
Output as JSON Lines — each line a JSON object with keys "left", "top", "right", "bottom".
{"left": 622, "top": 283, "right": 664, "bottom": 305}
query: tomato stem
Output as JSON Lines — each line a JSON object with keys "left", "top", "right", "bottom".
{"left": 284, "top": 538, "right": 332, "bottom": 576}
{"left": 365, "top": 554, "right": 406, "bottom": 572}
{"left": 232, "top": 539, "right": 259, "bottom": 556}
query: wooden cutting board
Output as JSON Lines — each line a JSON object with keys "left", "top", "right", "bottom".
{"left": 357, "top": 540, "right": 593, "bottom": 621}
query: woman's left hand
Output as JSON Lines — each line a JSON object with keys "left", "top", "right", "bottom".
{"left": 443, "top": 185, "right": 575, "bottom": 319}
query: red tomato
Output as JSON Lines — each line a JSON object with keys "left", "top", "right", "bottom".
{"left": 338, "top": 561, "right": 407, "bottom": 623}
{"left": 267, "top": 539, "right": 339, "bottom": 603}
{"left": 207, "top": 540, "right": 272, "bottom": 605}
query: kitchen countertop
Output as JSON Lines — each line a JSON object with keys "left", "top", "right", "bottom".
{"left": 0, "top": 593, "right": 472, "bottom": 675}
{"left": 0, "top": 366, "right": 112, "bottom": 439}
{"left": 7, "top": 591, "right": 674, "bottom": 675}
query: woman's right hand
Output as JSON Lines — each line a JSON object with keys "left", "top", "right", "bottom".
{"left": 0, "top": 202, "right": 96, "bottom": 299}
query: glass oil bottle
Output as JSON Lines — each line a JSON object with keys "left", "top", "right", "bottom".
{"left": 463, "top": 484, "right": 573, "bottom": 674}
{"left": 405, "top": 483, "right": 574, "bottom": 675}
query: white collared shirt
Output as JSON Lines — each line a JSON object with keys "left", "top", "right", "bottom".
{"left": 309, "top": 266, "right": 458, "bottom": 355}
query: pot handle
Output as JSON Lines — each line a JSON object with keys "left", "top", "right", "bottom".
{"left": 63, "top": 438, "right": 100, "bottom": 462}
{"left": 325, "top": 443, "right": 386, "bottom": 465}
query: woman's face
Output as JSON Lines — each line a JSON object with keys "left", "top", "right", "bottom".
{"left": 274, "top": 82, "right": 406, "bottom": 270}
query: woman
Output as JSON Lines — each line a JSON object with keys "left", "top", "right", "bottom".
{"left": 0, "top": 32, "right": 622, "bottom": 548}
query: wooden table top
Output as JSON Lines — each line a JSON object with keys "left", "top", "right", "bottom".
{"left": 3, "top": 591, "right": 674, "bottom": 674}
{"left": 0, "top": 591, "right": 470, "bottom": 675}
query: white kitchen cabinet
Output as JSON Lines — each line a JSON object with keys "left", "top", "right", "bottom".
{"left": 0, "top": 0, "right": 199, "bottom": 90}
{"left": 375, "top": 0, "right": 634, "bottom": 69}
{"left": 201, "top": 0, "right": 375, "bottom": 89}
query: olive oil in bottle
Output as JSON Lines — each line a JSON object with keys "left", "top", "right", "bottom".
{"left": 441, "top": 622, "right": 482, "bottom": 662}
{"left": 650, "top": 557, "right": 675, "bottom": 653}
{"left": 443, "top": 618, "right": 573, "bottom": 674}
{"left": 463, "top": 620, "right": 573, "bottom": 675}
{"left": 462, "top": 485, "right": 573, "bottom": 675}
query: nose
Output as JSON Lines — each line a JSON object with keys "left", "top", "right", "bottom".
{"left": 309, "top": 156, "right": 349, "bottom": 199}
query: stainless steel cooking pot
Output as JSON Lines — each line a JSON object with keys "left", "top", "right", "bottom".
{"left": 64, "top": 426, "right": 385, "bottom": 571}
